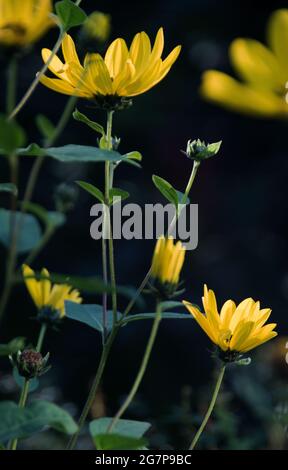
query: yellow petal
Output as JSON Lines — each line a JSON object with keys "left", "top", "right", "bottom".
{"left": 219, "top": 299, "right": 236, "bottom": 329}
{"left": 84, "top": 53, "right": 113, "bottom": 95}
{"left": 129, "top": 31, "right": 151, "bottom": 74}
{"left": 40, "top": 268, "right": 51, "bottom": 306}
{"left": 268, "top": 9, "right": 288, "bottom": 75}
{"left": 22, "top": 264, "right": 42, "bottom": 308}
{"left": 229, "top": 321, "right": 254, "bottom": 351}
{"left": 201, "top": 70, "right": 288, "bottom": 118}
{"left": 41, "top": 49, "right": 70, "bottom": 81}
{"left": 105, "top": 37, "right": 129, "bottom": 79}
{"left": 230, "top": 38, "right": 284, "bottom": 90}
{"left": 40, "top": 74, "right": 84, "bottom": 96}
{"left": 183, "top": 301, "right": 218, "bottom": 344}
{"left": 62, "top": 34, "right": 81, "bottom": 67}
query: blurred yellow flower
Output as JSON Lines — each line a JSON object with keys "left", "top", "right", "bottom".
{"left": 151, "top": 236, "right": 186, "bottom": 286}
{"left": 183, "top": 285, "right": 277, "bottom": 357}
{"left": 22, "top": 264, "right": 82, "bottom": 319}
{"left": 83, "top": 11, "right": 111, "bottom": 43}
{"left": 40, "top": 29, "right": 181, "bottom": 101}
{"left": 201, "top": 9, "right": 288, "bottom": 118}
{"left": 0, "top": 0, "right": 53, "bottom": 48}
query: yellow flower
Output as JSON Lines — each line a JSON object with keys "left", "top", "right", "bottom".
{"left": 0, "top": 0, "right": 53, "bottom": 48}
{"left": 151, "top": 236, "right": 186, "bottom": 286}
{"left": 200, "top": 9, "right": 288, "bottom": 118}
{"left": 22, "top": 264, "right": 82, "bottom": 319}
{"left": 183, "top": 285, "right": 277, "bottom": 357}
{"left": 83, "top": 11, "right": 111, "bottom": 43}
{"left": 40, "top": 29, "right": 181, "bottom": 101}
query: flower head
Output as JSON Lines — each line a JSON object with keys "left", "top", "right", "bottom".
{"left": 40, "top": 29, "right": 181, "bottom": 108}
{"left": 150, "top": 236, "right": 186, "bottom": 297}
{"left": 22, "top": 264, "right": 82, "bottom": 322}
{"left": 183, "top": 285, "right": 277, "bottom": 361}
{"left": 0, "top": 0, "right": 53, "bottom": 48}
{"left": 201, "top": 9, "right": 288, "bottom": 118}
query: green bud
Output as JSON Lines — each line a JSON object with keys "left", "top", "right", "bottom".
{"left": 185, "top": 139, "right": 222, "bottom": 161}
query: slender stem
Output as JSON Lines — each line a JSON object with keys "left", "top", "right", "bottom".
{"left": 66, "top": 326, "right": 119, "bottom": 450}
{"left": 9, "top": 379, "right": 30, "bottom": 450}
{"left": 105, "top": 111, "right": 117, "bottom": 324}
{"left": 8, "top": 32, "right": 63, "bottom": 121}
{"left": 189, "top": 365, "right": 226, "bottom": 450}
{"left": 22, "top": 226, "right": 55, "bottom": 268}
{"left": 36, "top": 323, "right": 48, "bottom": 353}
{"left": 101, "top": 235, "right": 108, "bottom": 343}
{"left": 8, "top": 0, "right": 83, "bottom": 122}
{"left": 123, "top": 161, "right": 201, "bottom": 317}
{"left": 107, "top": 302, "right": 162, "bottom": 432}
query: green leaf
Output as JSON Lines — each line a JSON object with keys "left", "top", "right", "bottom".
{"left": 0, "top": 400, "right": 78, "bottom": 442}
{"left": 152, "top": 175, "right": 178, "bottom": 207}
{"left": 73, "top": 109, "right": 105, "bottom": 136}
{"left": 160, "top": 301, "right": 185, "bottom": 311}
{"left": 16, "top": 143, "right": 46, "bottom": 157}
{"left": 121, "top": 311, "right": 194, "bottom": 326}
{"left": 94, "top": 434, "right": 147, "bottom": 450}
{"left": 76, "top": 180, "right": 104, "bottom": 203}
{"left": 0, "top": 209, "right": 42, "bottom": 254}
{"left": 109, "top": 188, "right": 129, "bottom": 204}
{"left": 45, "top": 145, "right": 123, "bottom": 163}
{"left": 20, "top": 203, "right": 65, "bottom": 230}
{"left": 13, "top": 369, "right": 39, "bottom": 394}
{"left": 48, "top": 274, "right": 142, "bottom": 305}
{"left": 36, "top": 115, "right": 55, "bottom": 140}
{"left": 65, "top": 302, "right": 119, "bottom": 333}
{"left": 123, "top": 151, "right": 142, "bottom": 162}
{"left": 0, "top": 183, "right": 17, "bottom": 196}
{"left": 0, "top": 115, "right": 26, "bottom": 154}
{"left": 90, "top": 418, "right": 151, "bottom": 439}
{"left": 55, "top": 0, "right": 87, "bottom": 31}
{"left": 0, "top": 337, "right": 25, "bottom": 357}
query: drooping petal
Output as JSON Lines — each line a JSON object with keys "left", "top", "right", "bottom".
{"left": 183, "top": 301, "right": 218, "bottom": 344}
{"left": 268, "top": 9, "right": 288, "bottom": 75}
{"left": 201, "top": 70, "right": 288, "bottom": 117}
{"left": 230, "top": 38, "right": 285, "bottom": 90}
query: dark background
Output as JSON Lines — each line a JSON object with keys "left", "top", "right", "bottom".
{"left": 0, "top": 0, "right": 287, "bottom": 449}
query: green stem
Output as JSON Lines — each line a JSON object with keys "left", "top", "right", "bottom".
{"left": 107, "top": 302, "right": 162, "bottom": 432}
{"left": 8, "top": 0, "right": 83, "bottom": 121}
{"left": 9, "top": 378, "right": 30, "bottom": 450}
{"left": 36, "top": 323, "right": 47, "bottom": 353}
{"left": 105, "top": 110, "right": 117, "bottom": 325}
{"left": 123, "top": 161, "right": 201, "bottom": 317}
{"left": 66, "top": 325, "right": 119, "bottom": 450}
{"left": 189, "top": 365, "right": 226, "bottom": 450}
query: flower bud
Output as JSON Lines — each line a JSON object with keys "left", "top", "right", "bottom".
{"left": 14, "top": 349, "right": 50, "bottom": 379}
{"left": 82, "top": 12, "right": 111, "bottom": 43}
{"left": 185, "top": 139, "right": 222, "bottom": 161}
